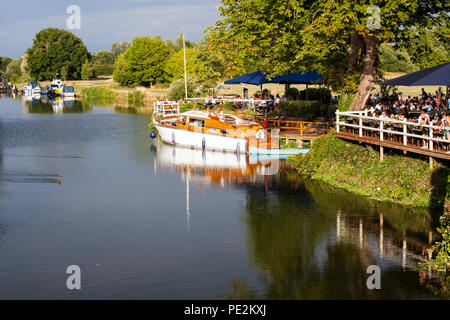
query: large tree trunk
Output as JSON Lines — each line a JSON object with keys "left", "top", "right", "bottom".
{"left": 340, "top": 29, "right": 363, "bottom": 107}
{"left": 350, "top": 33, "right": 379, "bottom": 111}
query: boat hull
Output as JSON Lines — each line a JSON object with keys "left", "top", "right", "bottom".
{"left": 155, "top": 125, "right": 248, "bottom": 153}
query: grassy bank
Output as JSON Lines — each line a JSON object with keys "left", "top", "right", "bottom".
{"left": 287, "top": 133, "right": 449, "bottom": 208}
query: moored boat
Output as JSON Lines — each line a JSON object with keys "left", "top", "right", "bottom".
{"left": 22, "top": 81, "right": 41, "bottom": 95}
{"left": 48, "top": 79, "right": 65, "bottom": 96}
{"left": 151, "top": 101, "right": 307, "bottom": 155}
{"left": 60, "top": 86, "right": 75, "bottom": 98}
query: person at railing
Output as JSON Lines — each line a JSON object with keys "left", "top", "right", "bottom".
{"left": 418, "top": 109, "right": 431, "bottom": 149}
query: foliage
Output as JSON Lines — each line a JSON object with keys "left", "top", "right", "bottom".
{"left": 378, "top": 43, "right": 419, "bottom": 73}
{"left": 373, "top": 85, "right": 402, "bottom": 102}
{"left": 111, "top": 41, "right": 131, "bottom": 60}
{"left": 208, "top": 0, "right": 447, "bottom": 109}
{"left": 113, "top": 36, "right": 171, "bottom": 86}
{"left": 26, "top": 28, "right": 89, "bottom": 80}
{"left": 278, "top": 101, "right": 321, "bottom": 120}
{"left": 287, "top": 133, "right": 444, "bottom": 207}
{"left": 303, "top": 88, "right": 332, "bottom": 104}
{"left": 92, "top": 64, "right": 114, "bottom": 76}
{"left": 81, "top": 59, "right": 94, "bottom": 80}
{"left": 92, "top": 50, "right": 115, "bottom": 65}
{"left": 0, "top": 56, "right": 12, "bottom": 73}
{"left": 286, "top": 88, "right": 299, "bottom": 100}
{"left": 336, "top": 91, "right": 354, "bottom": 112}
{"left": 60, "top": 65, "right": 68, "bottom": 81}
{"left": 167, "top": 76, "right": 199, "bottom": 101}
{"left": 3, "top": 58, "right": 22, "bottom": 82}
{"left": 81, "top": 87, "right": 117, "bottom": 103}
{"left": 165, "top": 32, "right": 196, "bottom": 53}
{"left": 428, "top": 215, "right": 450, "bottom": 272}
{"left": 164, "top": 47, "right": 221, "bottom": 90}
{"left": 400, "top": 27, "right": 450, "bottom": 70}
{"left": 128, "top": 90, "right": 145, "bottom": 105}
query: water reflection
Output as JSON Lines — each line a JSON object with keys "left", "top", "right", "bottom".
{"left": 154, "top": 140, "right": 444, "bottom": 299}
{"left": 23, "top": 96, "right": 93, "bottom": 114}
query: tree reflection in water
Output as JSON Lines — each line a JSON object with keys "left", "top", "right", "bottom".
{"left": 224, "top": 169, "right": 445, "bottom": 299}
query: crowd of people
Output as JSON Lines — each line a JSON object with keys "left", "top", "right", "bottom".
{"left": 362, "top": 87, "right": 450, "bottom": 151}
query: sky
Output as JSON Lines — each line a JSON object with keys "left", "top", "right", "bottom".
{"left": 0, "top": 0, "right": 221, "bottom": 59}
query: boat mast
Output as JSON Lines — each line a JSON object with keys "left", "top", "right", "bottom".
{"left": 183, "top": 33, "right": 188, "bottom": 101}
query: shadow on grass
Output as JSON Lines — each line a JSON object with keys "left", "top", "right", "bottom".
{"left": 429, "top": 165, "right": 449, "bottom": 228}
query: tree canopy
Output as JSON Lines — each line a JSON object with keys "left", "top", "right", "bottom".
{"left": 113, "top": 36, "right": 171, "bottom": 86}
{"left": 208, "top": 0, "right": 448, "bottom": 110}
{"left": 26, "top": 28, "right": 89, "bottom": 80}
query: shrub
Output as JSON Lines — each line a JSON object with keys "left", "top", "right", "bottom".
{"left": 167, "top": 77, "right": 199, "bottom": 101}
{"left": 93, "top": 64, "right": 114, "bottom": 76}
{"left": 278, "top": 100, "right": 321, "bottom": 120}
{"left": 306, "top": 88, "right": 332, "bottom": 104}
{"left": 286, "top": 87, "right": 299, "bottom": 100}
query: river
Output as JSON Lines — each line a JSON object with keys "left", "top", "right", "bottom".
{"left": 0, "top": 95, "right": 445, "bottom": 299}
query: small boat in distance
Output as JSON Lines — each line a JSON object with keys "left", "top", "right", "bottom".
{"left": 22, "top": 81, "right": 41, "bottom": 95}
{"left": 60, "top": 86, "right": 75, "bottom": 98}
{"left": 48, "top": 79, "right": 65, "bottom": 96}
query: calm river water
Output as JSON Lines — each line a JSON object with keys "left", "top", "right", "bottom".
{"left": 0, "top": 95, "right": 445, "bottom": 299}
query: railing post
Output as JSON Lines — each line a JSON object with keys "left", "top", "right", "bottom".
{"left": 403, "top": 121, "right": 407, "bottom": 146}
{"left": 359, "top": 116, "right": 363, "bottom": 137}
{"left": 300, "top": 122, "right": 304, "bottom": 136}
{"left": 380, "top": 120, "right": 384, "bottom": 141}
{"left": 429, "top": 121, "right": 433, "bottom": 151}
{"left": 336, "top": 110, "right": 340, "bottom": 133}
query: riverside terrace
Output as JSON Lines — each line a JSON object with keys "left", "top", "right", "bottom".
{"left": 335, "top": 106, "right": 450, "bottom": 166}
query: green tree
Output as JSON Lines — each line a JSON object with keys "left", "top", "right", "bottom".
{"left": 378, "top": 43, "right": 419, "bottom": 73}
{"left": 26, "top": 28, "right": 88, "bottom": 80}
{"left": 92, "top": 50, "right": 115, "bottom": 65}
{"left": 4, "top": 58, "right": 22, "bottom": 82}
{"left": 166, "top": 33, "right": 196, "bottom": 53}
{"left": 165, "top": 47, "right": 221, "bottom": 90}
{"left": 400, "top": 27, "right": 450, "bottom": 69}
{"left": 111, "top": 41, "right": 131, "bottom": 60}
{"left": 81, "top": 59, "right": 93, "bottom": 80}
{"left": 0, "top": 56, "right": 12, "bottom": 73}
{"left": 60, "top": 65, "right": 68, "bottom": 81}
{"left": 208, "top": 0, "right": 447, "bottom": 110}
{"left": 113, "top": 36, "right": 171, "bottom": 86}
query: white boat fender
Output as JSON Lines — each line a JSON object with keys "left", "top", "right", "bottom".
{"left": 172, "top": 132, "right": 175, "bottom": 144}
{"left": 236, "top": 142, "right": 240, "bottom": 154}
{"left": 202, "top": 137, "right": 206, "bottom": 150}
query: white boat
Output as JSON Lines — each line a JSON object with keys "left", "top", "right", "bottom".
{"left": 151, "top": 101, "right": 309, "bottom": 156}
{"left": 22, "top": 82, "right": 41, "bottom": 95}
{"left": 152, "top": 102, "right": 272, "bottom": 154}
{"left": 49, "top": 79, "right": 65, "bottom": 96}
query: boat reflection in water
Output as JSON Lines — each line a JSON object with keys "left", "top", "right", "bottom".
{"left": 153, "top": 137, "right": 281, "bottom": 187}
{"left": 154, "top": 138, "right": 445, "bottom": 299}
{"left": 22, "top": 95, "right": 92, "bottom": 114}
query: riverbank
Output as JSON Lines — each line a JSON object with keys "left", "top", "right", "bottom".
{"left": 286, "top": 133, "right": 450, "bottom": 209}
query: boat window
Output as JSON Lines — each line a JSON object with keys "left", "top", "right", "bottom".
{"left": 189, "top": 118, "right": 205, "bottom": 128}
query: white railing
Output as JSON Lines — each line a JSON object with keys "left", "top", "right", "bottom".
{"left": 335, "top": 109, "right": 450, "bottom": 152}
{"left": 154, "top": 101, "right": 180, "bottom": 116}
